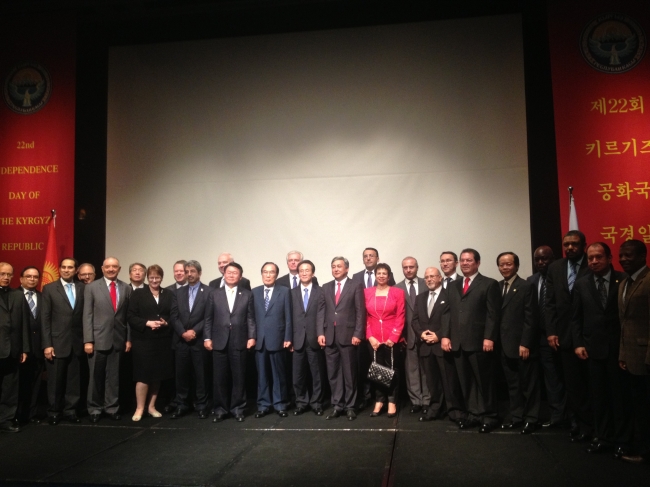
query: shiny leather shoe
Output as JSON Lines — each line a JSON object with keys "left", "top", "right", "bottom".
{"left": 570, "top": 433, "right": 591, "bottom": 443}
{"left": 569, "top": 424, "right": 581, "bottom": 438}
{"left": 346, "top": 410, "right": 357, "bottom": 421}
{"left": 106, "top": 413, "right": 121, "bottom": 421}
{"left": 62, "top": 414, "right": 81, "bottom": 424}
{"left": 313, "top": 408, "right": 324, "bottom": 416}
{"left": 422, "top": 408, "right": 428, "bottom": 415}
{"left": 501, "top": 421, "right": 523, "bottom": 430}
{"left": 235, "top": 414, "right": 245, "bottom": 422}
{"left": 521, "top": 422, "right": 537, "bottom": 435}
{"left": 409, "top": 405, "right": 422, "bottom": 414}
{"left": 48, "top": 416, "right": 60, "bottom": 426}
{"left": 0, "top": 423, "right": 20, "bottom": 433}
{"left": 277, "top": 410, "right": 289, "bottom": 418}
{"left": 89, "top": 414, "right": 101, "bottom": 423}
{"left": 370, "top": 409, "right": 383, "bottom": 417}
{"left": 613, "top": 446, "right": 630, "bottom": 460}
{"left": 326, "top": 410, "right": 341, "bottom": 420}
{"left": 621, "top": 454, "right": 646, "bottom": 464}
{"left": 479, "top": 423, "right": 494, "bottom": 434}
{"left": 293, "top": 406, "right": 308, "bottom": 416}
{"left": 197, "top": 410, "right": 209, "bottom": 419}
{"left": 419, "top": 415, "right": 433, "bottom": 422}
{"left": 163, "top": 405, "right": 175, "bottom": 414}
{"left": 29, "top": 417, "right": 42, "bottom": 424}
{"left": 586, "top": 442, "right": 611, "bottom": 454}
{"left": 170, "top": 409, "right": 185, "bottom": 419}
{"left": 254, "top": 410, "right": 268, "bottom": 419}
{"left": 459, "top": 419, "right": 480, "bottom": 430}
{"left": 213, "top": 413, "right": 228, "bottom": 423}
{"left": 387, "top": 410, "right": 397, "bottom": 418}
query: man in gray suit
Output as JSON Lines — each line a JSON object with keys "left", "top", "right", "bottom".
{"left": 83, "top": 257, "right": 131, "bottom": 423}
{"left": 395, "top": 257, "right": 430, "bottom": 413}
{"left": 42, "top": 258, "right": 85, "bottom": 425}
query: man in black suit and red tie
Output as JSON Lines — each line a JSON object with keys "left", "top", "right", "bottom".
{"left": 545, "top": 230, "right": 592, "bottom": 442}
{"left": 290, "top": 260, "right": 326, "bottom": 416}
{"left": 571, "top": 242, "right": 632, "bottom": 456}
{"left": 413, "top": 266, "right": 466, "bottom": 423}
{"left": 41, "top": 258, "right": 85, "bottom": 425}
{"left": 441, "top": 248, "right": 501, "bottom": 433}
{"left": 496, "top": 252, "right": 540, "bottom": 435}
{"left": 321, "top": 256, "right": 366, "bottom": 420}
{"left": 204, "top": 262, "right": 255, "bottom": 422}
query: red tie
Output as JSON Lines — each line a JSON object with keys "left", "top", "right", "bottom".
{"left": 463, "top": 277, "right": 470, "bottom": 295}
{"left": 335, "top": 281, "right": 341, "bottom": 305}
{"left": 110, "top": 281, "right": 117, "bottom": 311}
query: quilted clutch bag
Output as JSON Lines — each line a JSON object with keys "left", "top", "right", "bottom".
{"left": 367, "top": 348, "right": 395, "bottom": 388}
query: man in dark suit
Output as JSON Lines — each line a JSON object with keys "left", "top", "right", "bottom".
{"left": 0, "top": 263, "right": 29, "bottom": 433}
{"left": 413, "top": 266, "right": 465, "bottom": 423}
{"left": 440, "top": 251, "right": 462, "bottom": 289}
{"left": 496, "top": 252, "right": 540, "bottom": 434}
{"left": 571, "top": 242, "right": 632, "bottom": 456}
{"left": 395, "top": 256, "right": 429, "bottom": 413}
{"left": 209, "top": 253, "right": 251, "bottom": 291}
{"left": 616, "top": 239, "right": 650, "bottom": 463}
{"left": 276, "top": 251, "right": 319, "bottom": 290}
{"left": 251, "top": 262, "right": 292, "bottom": 417}
{"left": 290, "top": 260, "right": 326, "bottom": 416}
{"left": 204, "top": 262, "right": 255, "bottom": 422}
{"left": 42, "top": 258, "right": 85, "bottom": 425}
{"left": 166, "top": 260, "right": 188, "bottom": 292}
{"left": 545, "top": 230, "right": 592, "bottom": 441}
{"left": 527, "top": 245, "right": 567, "bottom": 429}
{"left": 321, "top": 256, "right": 366, "bottom": 420}
{"left": 83, "top": 257, "right": 131, "bottom": 423}
{"left": 16, "top": 266, "right": 44, "bottom": 425}
{"left": 352, "top": 247, "right": 396, "bottom": 288}
{"left": 170, "top": 260, "right": 212, "bottom": 419}
{"left": 441, "top": 248, "right": 501, "bottom": 433}
{"left": 128, "top": 263, "right": 146, "bottom": 291}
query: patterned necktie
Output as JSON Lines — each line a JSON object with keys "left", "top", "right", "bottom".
{"left": 292, "top": 275, "right": 298, "bottom": 289}
{"left": 409, "top": 280, "right": 416, "bottom": 307}
{"left": 463, "top": 277, "right": 470, "bottom": 294}
{"left": 27, "top": 291, "right": 37, "bottom": 318}
{"left": 597, "top": 277, "right": 607, "bottom": 308}
{"left": 539, "top": 276, "right": 547, "bottom": 323}
{"left": 264, "top": 288, "right": 270, "bottom": 311}
{"left": 66, "top": 283, "right": 75, "bottom": 308}
{"left": 189, "top": 286, "right": 197, "bottom": 311}
{"left": 110, "top": 281, "right": 117, "bottom": 311}
{"left": 366, "top": 271, "right": 372, "bottom": 288}
{"left": 303, "top": 288, "right": 309, "bottom": 312}
{"left": 568, "top": 261, "right": 577, "bottom": 292}
{"left": 427, "top": 291, "right": 435, "bottom": 317}
{"left": 335, "top": 281, "right": 341, "bottom": 304}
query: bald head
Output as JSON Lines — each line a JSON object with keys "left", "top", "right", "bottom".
{"left": 423, "top": 266, "right": 442, "bottom": 291}
{"left": 0, "top": 262, "right": 14, "bottom": 287}
{"left": 218, "top": 252, "right": 234, "bottom": 275}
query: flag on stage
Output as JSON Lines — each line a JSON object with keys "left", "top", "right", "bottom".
{"left": 569, "top": 190, "right": 579, "bottom": 231}
{"left": 40, "top": 211, "right": 60, "bottom": 290}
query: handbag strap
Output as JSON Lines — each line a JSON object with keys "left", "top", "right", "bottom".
{"left": 390, "top": 346, "right": 393, "bottom": 370}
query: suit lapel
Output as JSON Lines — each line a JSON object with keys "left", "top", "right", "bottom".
{"left": 56, "top": 280, "right": 73, "bottom": 310}
{"left": 335, "top": 279, "right": 352, "bottom": 308}
{"left": 464, "top": 274, "right": 482, "bottom": 297}
{"left": 265, "top": 286, "right": 278, "bottom": 314}
{"left": 586, "top": 276, "right": 604, "bottom": 310}
{"left": 624, "top": 268, "right": 649, "bottom": 311}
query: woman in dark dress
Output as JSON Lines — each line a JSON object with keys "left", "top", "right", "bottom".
{"left": 127, "top": 264, "right": 175, "bottom": 421}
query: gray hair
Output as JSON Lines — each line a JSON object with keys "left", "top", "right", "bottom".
{"left": 185, "top": 260, "right": 202, "bottom": 273}
{"left": 286, "top": 250, "right": 304, "bottom": 261}
{"left": 331, "top": 256, "right": 349, "bottom": 268}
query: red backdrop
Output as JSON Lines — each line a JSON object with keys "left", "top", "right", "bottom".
{"left": 0, "top": 16, "right": 76, "bottom": 287}
{"left": 548, "top": 1, "right": 650, "bottom": 263}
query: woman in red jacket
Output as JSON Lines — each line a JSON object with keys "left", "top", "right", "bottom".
{"left": 364, "top": 263, "right": 405, "bottom": 418}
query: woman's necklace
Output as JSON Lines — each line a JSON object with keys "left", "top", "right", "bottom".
{"left": 374, "top": 292, "right": 388, "bottom": 324}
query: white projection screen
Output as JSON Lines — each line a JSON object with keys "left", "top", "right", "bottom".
{"left": 107, "top": 14, "right": 531, "bottom": 286}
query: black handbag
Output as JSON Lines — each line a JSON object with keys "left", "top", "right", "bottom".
{"left": 367, "top": 347, "right": 395, "bottom": 388}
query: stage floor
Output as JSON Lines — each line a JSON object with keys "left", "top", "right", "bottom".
{"left": 1, "top": 406, "right": 647, "bottom": 487}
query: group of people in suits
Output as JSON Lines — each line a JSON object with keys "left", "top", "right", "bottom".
{"left": 0, "top": 237, "right": 648, "bottom": 466}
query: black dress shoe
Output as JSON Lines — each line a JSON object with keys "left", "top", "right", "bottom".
{"left": 234, "top": 414, "right": 245, "bottom": 422}
{"left": 29, "top": 417, "right": 42, "bottom": 424}
{"left": 313, "top": 408, "right": 324, "bottom": 416}
{"left": 277, "top": 410, "right": 288, "bottom": 418}
{"left": 370, "top": 408, "right": 383, "bottom": 417}
{"left": 48, "top": 416, "right": 60, "bottom": 426}
{"left": 254, "top": 410, "right": 268, "bottom": 419}
{"left": 106, "top": 413, "right": 121, "bottom": 421}
{"left": 501, "top": 421, "right": 523, "bottom": 430}
{"left": 163, "top": 405, "right": 175, "bottom": 414}
{"left": 62, "top": 414, "right": 81, "bottom": 424}
{"left": 387, "top": 411, "right": 397, "bottom": 418}
{"left": 586, "top": 442, "right": 611, "bottom": 454}
{"left": 11, "top": 418, "right": 20, "bottom": 426}
{"left": 459, "top": 419, "right": 480, "bottom": 430}
{"left": 479, "top": 423, "right": 494, "bottom": 433}
{"left": 293, "top": 406, "right": 307, "bottom": 416}
{"left": 613, "top": 446, "right": 630, "bottom": 460}
{"left": 213, "top": 413, "right": 228, "bottom": 423}
{"left": 521, "top": 422, "right": 537, "bottom": 435}
{"left": 569, "top": 424, "right": 580, "bottom": 438}
{"left": 326, "top": 410, "right": 341, "bottom": 420}
{"left": 89, "top": 414, "right": 101, "bottom": 423}
{"left": 410, "top": 405, "right": 422, "bottom": 414}
{"left": 0, "top": 423, "right": 20, "bottom": 433}
{"left": 198, "top": 410, "right": 209, "bottom": 419}
{"left": 170, "top": 409, "right": 185, "bottom": 419}
{"left": 621, "top": 454, "right": 646, "bottom": 464}
{"left": 346, "top": 410, "right": 357, "bottom": 421}
{"left": 571, "top": 433, "right": 591, "bottom": 443}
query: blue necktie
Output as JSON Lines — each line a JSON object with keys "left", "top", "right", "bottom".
{"left": 568, "top": 261, "right": 577, "bottom": 292}
{"left": 292, "top": 275, "right": 298, "bottom": 289}
{"left": 303, "top": 288, "right": 309, "bottom": 312}
{"left": 264, "top": 289, "right": 270, "bottom": 311}
{"left": 27, "top": 291, "right": 37, "bottom": 318}
{"left": 189, "top": 286, "right": 197, "bottom": 311}
{"left": 66, "top": 283, "right": 75, "bottom": 308}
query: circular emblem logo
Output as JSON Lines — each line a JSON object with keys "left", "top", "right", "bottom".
{"left": 580, "top": 13, "right": 646, "bottom": 74}
{"left": 3, "top": 62, "right": 52, "bottom": 114}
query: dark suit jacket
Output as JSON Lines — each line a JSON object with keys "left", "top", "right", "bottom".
{"left": 352, "top": 269, "right": 396, "bottom": 287}
{"left": 499, "top": 276, "right": 538, "bottom": 359}
{"left": 127, "top": 286, "right": 175, "bottom": 342}
{"left": 618, "top": 266, "right": 650, "bottom": 375}
{"left": 320, "top": 278, "right": 366, "bottom": 346}
{"left": 291, "top": 284, "right": 324, "bottom": 350}
{"left": 571, "top": 269, "right": 625, "bottom": 361}
{"left": 204, "top": 285, "right": 255, "bottom": 351}
{"left": 170, "top": 282, "right": 213, "bottom": 350}
{"left": 83, "top": 278, "right": 131, "bottom": 352}
{"left": 545, "top": 256, "right": 589, "bottom": 349}
{"left": 277, "top": 274, "right": 319, "bottom": 290}
{"left": 252, "top": 285, "right": 292, "bottom": 352}
{"left": 395, "top": 277, "right": 427, "bottom": 349}
{"left": 441, "top": 273, "right": 501, "bottom": 352}
{"left": 18, "top": 287, "right": 42, "bottom": 355}
{"left": 412, "top": 287, "right": 449, "bottom": 357}
{"left": 0, "top": 289, "right": 29, "bottom": 359}
{"left": 209, "top": 276, "right": 251, "bottom": 291}
{"left": 41, "top": 280, "right": 85, "bottom": 357}
{"left": 165, "top": 282, "right": 187, "bottom": 294}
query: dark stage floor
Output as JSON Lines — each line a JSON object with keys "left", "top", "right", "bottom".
{"left": 1, "top": 407, "right": 648, "bottom": 487}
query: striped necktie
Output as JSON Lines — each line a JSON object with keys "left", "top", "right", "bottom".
{"left": 27, "top": 291, "right": 37, "bottom": 318}
{"left": 568, "top": 261, "right": 577, "bottom": 292}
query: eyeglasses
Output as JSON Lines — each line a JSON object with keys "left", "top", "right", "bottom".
{"left": 23, "top": 275, "right": 39, "bottom": 280}
{"left": 0, "top": 272, "right": 13, "bottom": 278}
{"left": 148, "top": 276, "right": 162, "bottom": 281}
{"left": 78, "top": 273, "right": 95, "bottom": 278}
